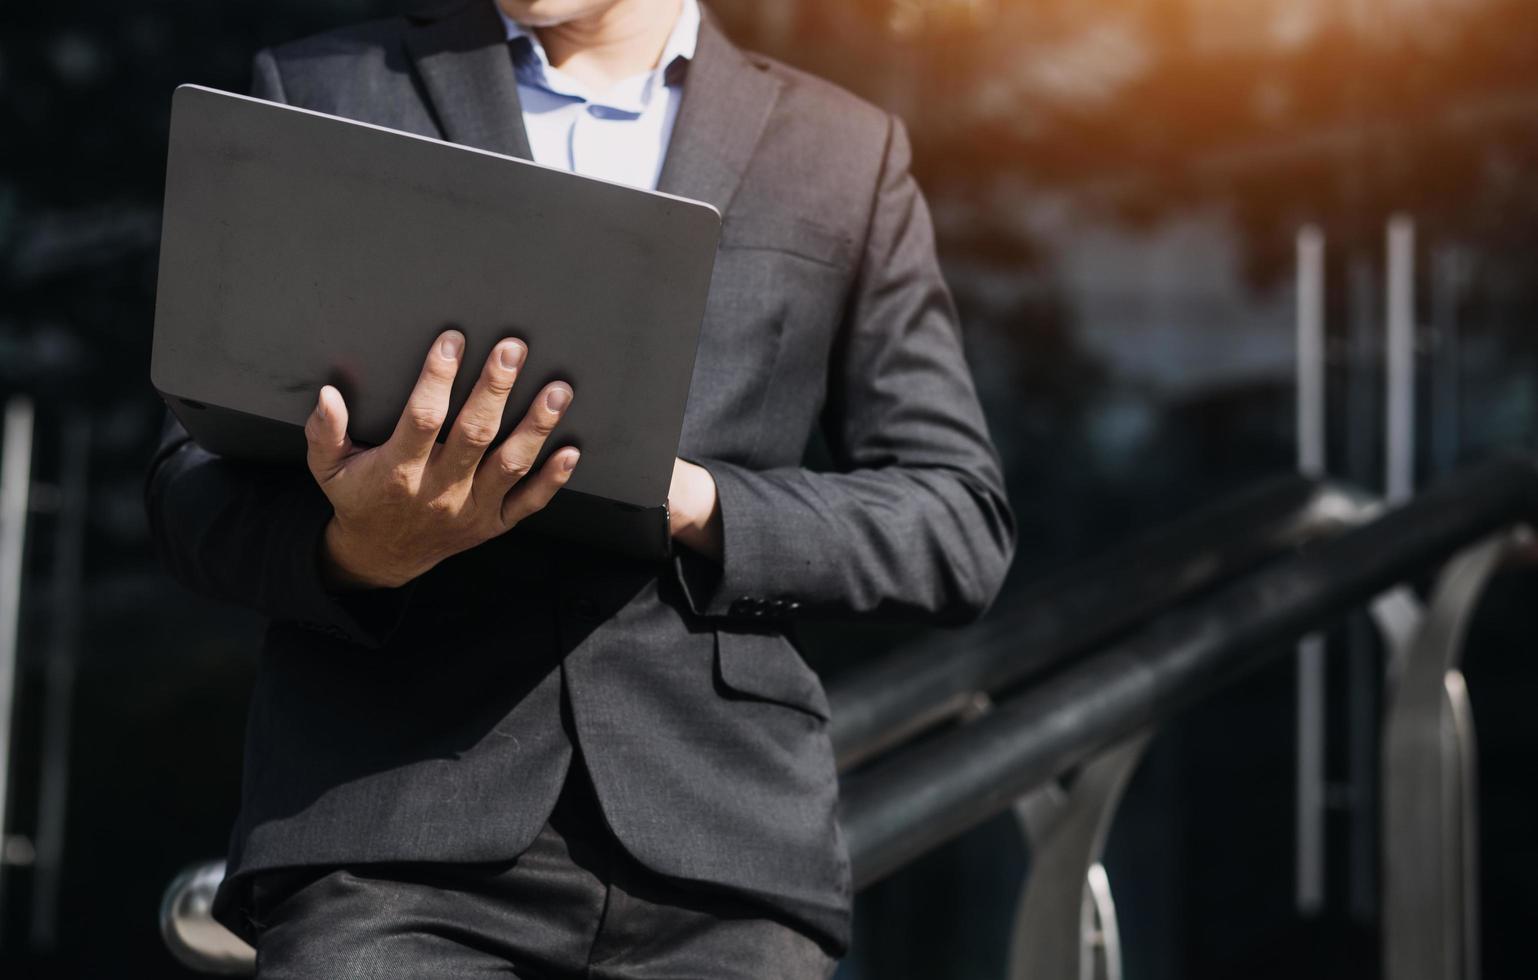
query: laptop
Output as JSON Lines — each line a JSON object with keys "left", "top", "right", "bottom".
{"left": 151, "top": 85, "right": 721, "bottom": 561}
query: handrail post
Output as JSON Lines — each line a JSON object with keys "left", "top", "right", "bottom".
{"left": 1382, "top": 526, "right": 1530, "bottom": 980}
{"left": 0, "top": 397, "right": 36, "bottom": 938}
{"left": 162, "top": 860, "right": 256, "bottom": 975}
{"left": 1008, "top": 731, "right": 1151, "bottom": 980}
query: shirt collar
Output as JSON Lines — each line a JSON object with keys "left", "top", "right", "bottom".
{"left": 497, "top": 0, "right": 700, "bottom": 102}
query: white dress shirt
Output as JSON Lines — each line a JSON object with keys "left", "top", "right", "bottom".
{"left": 496, "top": 0, "right": 701, "bottom": 190}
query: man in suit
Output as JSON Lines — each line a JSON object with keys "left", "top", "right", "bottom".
{"left": 146, "top": 0, "right": 1015, "bottom": 976}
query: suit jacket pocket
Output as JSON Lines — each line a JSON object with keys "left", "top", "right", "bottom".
{"left": 718, "top": 213, "right": 854, "bottom": 269}
{"left": 715, "top": 630, "right": 832, "bottom": 722}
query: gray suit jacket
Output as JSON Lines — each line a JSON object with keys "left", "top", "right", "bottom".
{"left": 145, "top": 0, "right": 1014, "bottom": 952}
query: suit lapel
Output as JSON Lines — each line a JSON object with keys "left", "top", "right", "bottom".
{"left": 656, "top": 13, "right": 782, "bottom": 214}
{"left": 404, "top": 0, "right": 533, "bottom": 159}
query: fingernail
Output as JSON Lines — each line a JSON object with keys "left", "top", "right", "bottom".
{"left": 499, "top": 341, "right": 526, "bottom": 370}
{"left": 546, "top": 385, "right": 572, "bottom": 413}
{"left": 439, "top": 332, "right": 464, "bottom": 360}
{"left": 563, "top": 450, "right": 580, "bottom": 472}
{"left": 316, "top": 392, "right": 327, "bottom": 421}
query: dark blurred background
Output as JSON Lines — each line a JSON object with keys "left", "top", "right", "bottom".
{"left": 1, "top": 1, "right": 1536, "bottom": 977}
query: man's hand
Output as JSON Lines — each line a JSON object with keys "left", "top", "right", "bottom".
{"left": 307, "top": 329, "right": 579, "bottom": 590}
{"left": 669, "top": 458, "right": 722, "bottom": 562}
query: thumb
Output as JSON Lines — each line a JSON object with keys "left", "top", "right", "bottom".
{"left": 305, "top": 385, "right": 353, "bottom": 483}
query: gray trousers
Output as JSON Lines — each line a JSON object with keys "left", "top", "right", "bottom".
{"left": 247, "top": 759, "right": 838, "bottom": 980}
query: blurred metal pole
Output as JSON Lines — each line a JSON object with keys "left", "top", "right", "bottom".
{"left": 0, "top": 398, "right": 36, "bottom": 940}
{"left": 1386, "top": 215, "right": 1416, "bottom": 504}
{"left": 1360, "top": 215, "right": 1417, "bottom": 920}
{"left": 30, "top": 415, "right": 89, "bottom": 949}
{"left": 1298, "top": 227, "right": 1327, "bottom": 482}
{"left": 1294, "top": 225, "right": 1328, "bottom": 915}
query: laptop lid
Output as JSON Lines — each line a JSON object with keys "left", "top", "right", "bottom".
{"left": 151, "top": 84, "right": 721, "bottom": 513}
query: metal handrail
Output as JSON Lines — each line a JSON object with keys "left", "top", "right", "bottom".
{"left": 161, "top": 455, "right": 1538, "bottom": 973}
{"left": 841, "top": 454, "right": 1538, "bottom": 888}
{"left": 828, "top": 474, "right": 1373, "bottom": 769}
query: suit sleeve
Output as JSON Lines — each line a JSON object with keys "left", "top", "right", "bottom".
{"left": 675, "top": 115, "right": 1016, "bottom": 625}
{"left": 143, "top": 49, "right": 407, "bottom": 647}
